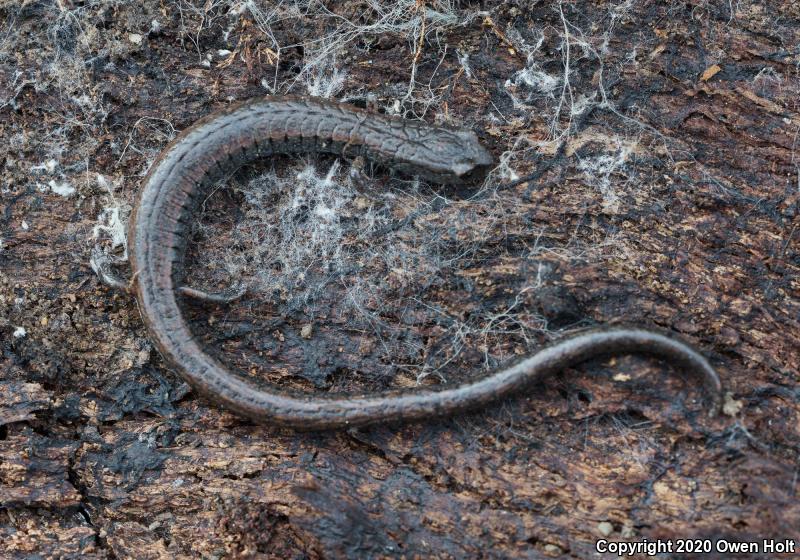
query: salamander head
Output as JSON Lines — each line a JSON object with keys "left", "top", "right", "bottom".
{"left": 392, "top": 128, "right": 495, "bottom": 185}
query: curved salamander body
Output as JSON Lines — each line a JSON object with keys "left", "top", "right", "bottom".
{"left": 129, "top": 96, "right": 722, "bottom": 429}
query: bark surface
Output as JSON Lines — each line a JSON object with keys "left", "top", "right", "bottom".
{"left": 1, "top": 1, "right": 798, "bottom": 558}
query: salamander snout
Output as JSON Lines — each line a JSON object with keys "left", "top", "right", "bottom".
{"left": 416, "top": 129, "right": 495, "bottom": 184}
{"left": 376, "top": 123, "right": 495, "bottom": 184}
{"left": 450, "top": 131, "right": 495, "bottom": 182}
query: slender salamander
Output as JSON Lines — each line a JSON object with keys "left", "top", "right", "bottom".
{"left": 128, "top": 96, "right": 723, "bottom": 429}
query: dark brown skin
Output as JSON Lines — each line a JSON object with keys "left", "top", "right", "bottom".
{"left": 128, "top": 96, "right": 722, "bottom": 429}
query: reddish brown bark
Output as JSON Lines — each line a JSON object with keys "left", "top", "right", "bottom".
{"left": 1, "top": 1, "right": 798, "bottom": 558}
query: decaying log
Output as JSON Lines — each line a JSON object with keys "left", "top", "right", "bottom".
{"left": 1, "top": 1, "right": 798, "bottom": 558}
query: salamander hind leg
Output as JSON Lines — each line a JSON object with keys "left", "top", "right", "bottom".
{"left": 178, "top": 282, "right": 247, "bottom": 304}
{"left": 90, "top": 246, "right": 132, "bottom": 293}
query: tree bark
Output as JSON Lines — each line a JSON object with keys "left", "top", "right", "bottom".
{"left": 1, "top": 1, "right": 798, "bottom": 558}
